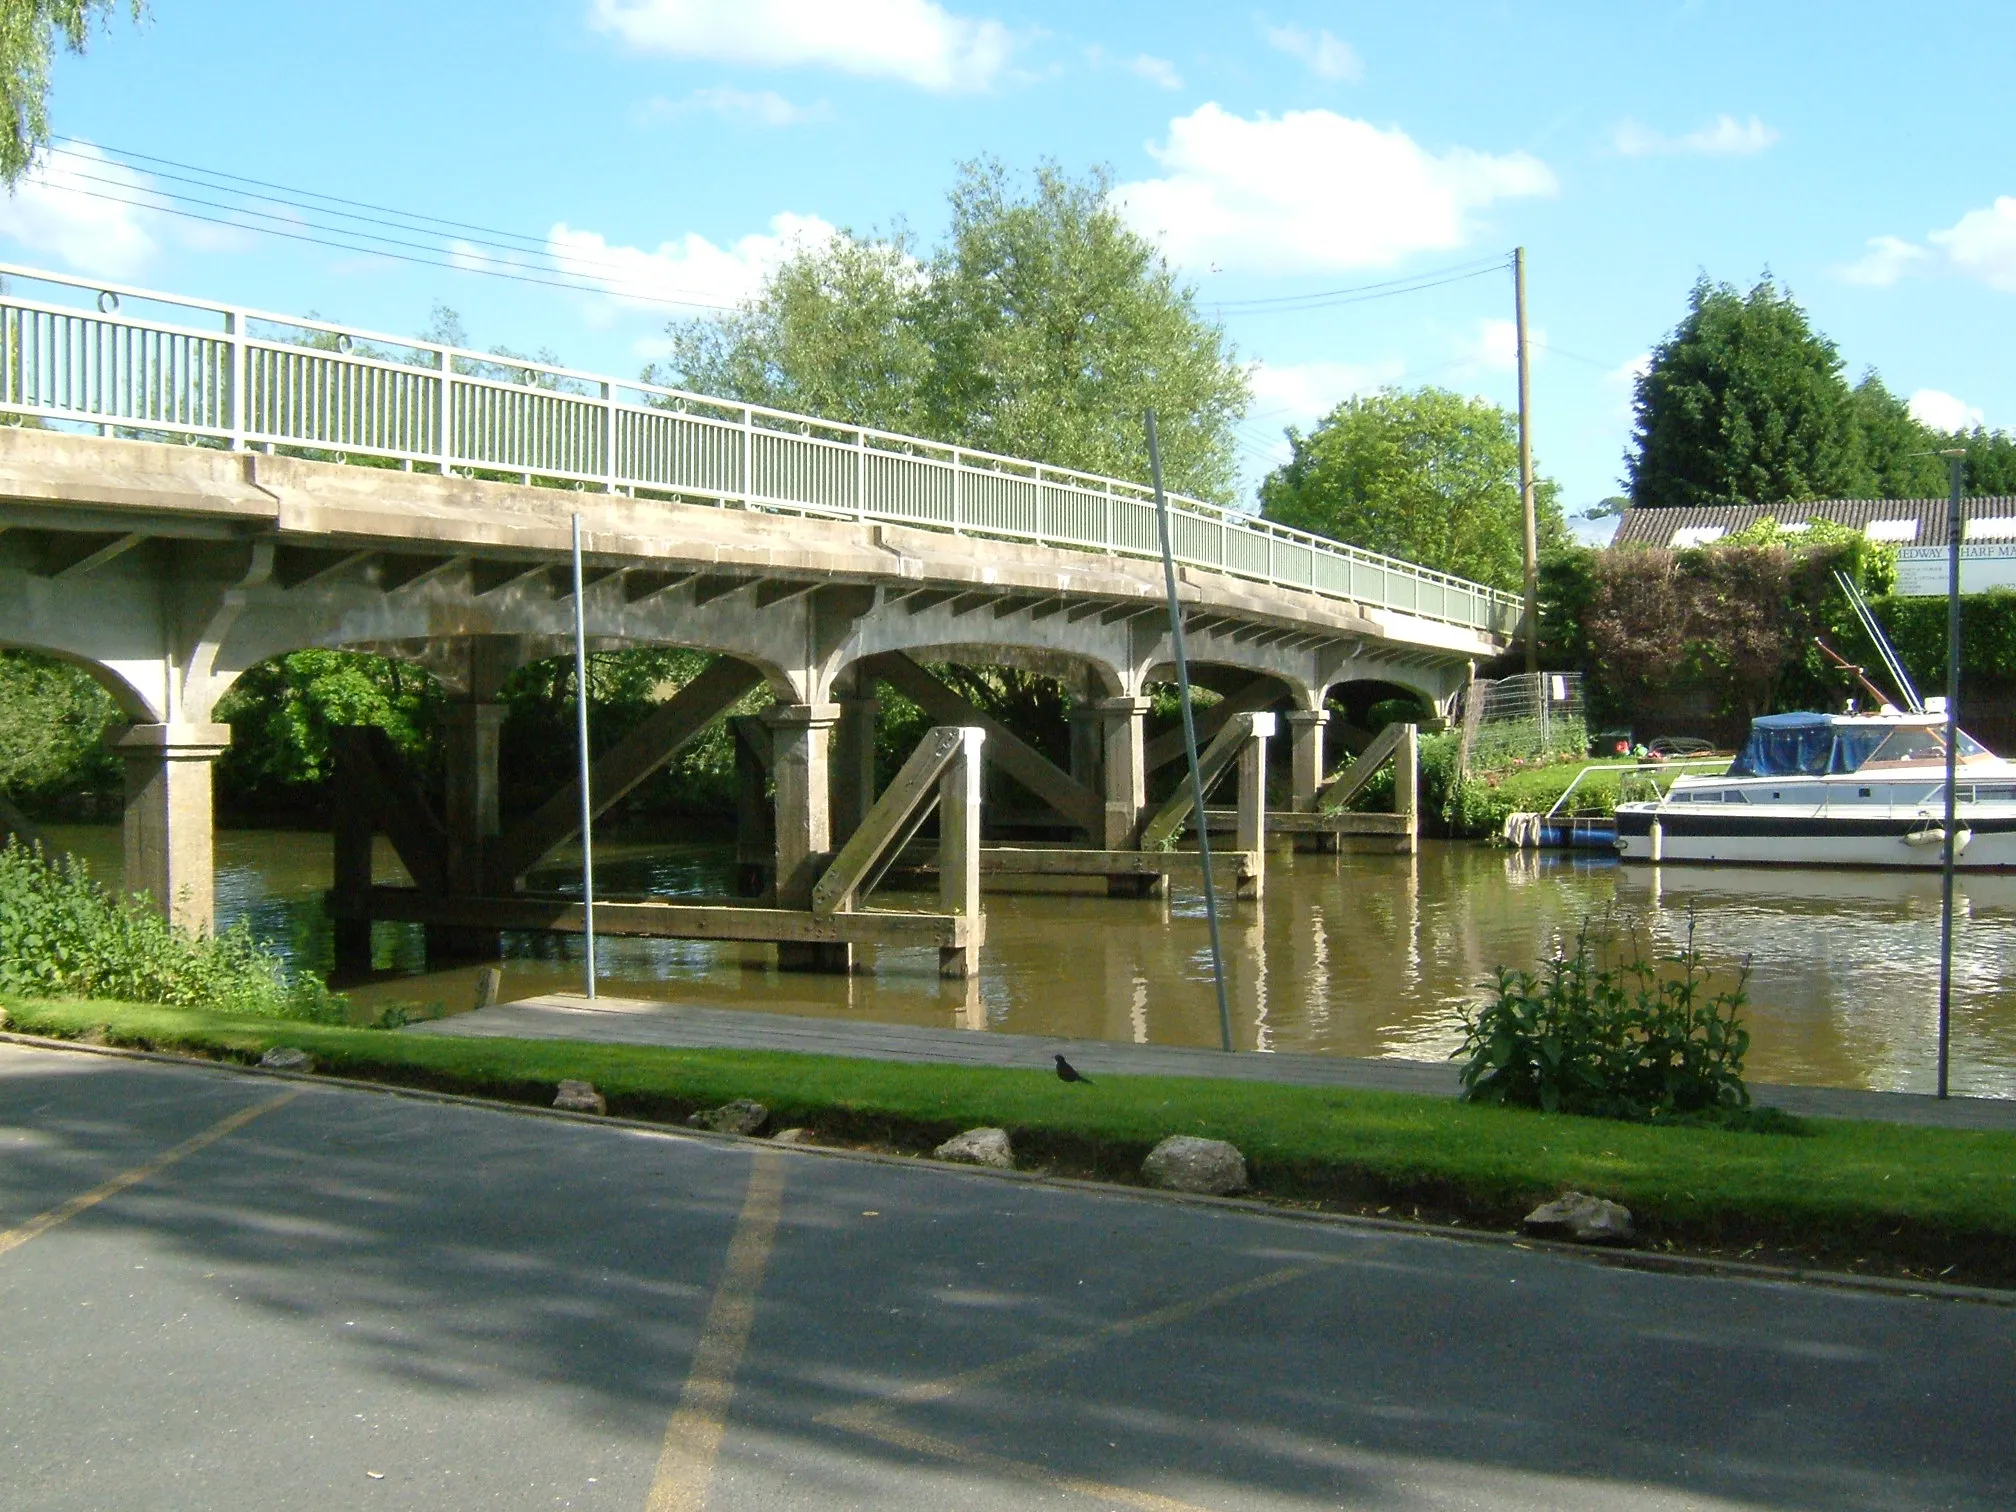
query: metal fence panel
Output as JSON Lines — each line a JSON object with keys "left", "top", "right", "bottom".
{"left": 0, "top": 263, "right": 1526, "bottom": 636}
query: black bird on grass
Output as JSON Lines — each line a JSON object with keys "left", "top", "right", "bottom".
{"left": 1054, "top": 1054, "right": 1092, "bottom": 1085}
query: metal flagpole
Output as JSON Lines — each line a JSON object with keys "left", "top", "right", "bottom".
{"left": 1145, "top": 410, "right": 1234, "bottom": 1053}
{"left": 571, "top": 513, "right": 598, "bottom": 1000}
{"left": 1936, "top": 449, "right": 1966, "bottom": 1098}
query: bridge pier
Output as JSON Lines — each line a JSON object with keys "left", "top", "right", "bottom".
{"left": 830, "top": 669, "right": 879, "bottom": 849}
{"left": 765, "top": 702, "right": 851, "bottom": 973}
{"left": 113, "top": 723, "right": 230, "bottom": 937}
{"left": 1286, "top": 710, "right": 1329, "bottom": 813}
{"left": 433, "top": 699, "right": 507, "bottom": 963}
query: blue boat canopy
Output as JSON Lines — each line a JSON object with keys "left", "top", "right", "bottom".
{"left": 1727, "top": 712, "right": 1987, "bottom": 777}
{"left": 1728, "top": 715, "right": 1836, "bottom": 777}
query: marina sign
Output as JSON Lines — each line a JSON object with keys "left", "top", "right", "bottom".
{"left": 1894, "top": 545, "right": 2016, "bottom": 596}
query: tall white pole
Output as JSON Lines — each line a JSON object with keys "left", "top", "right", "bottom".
{"left": 1514, "top": 248, "right": 1538, "bottom": 674}
{"left": 1936, "top": 450, "right": 1965, "bottom": 1097}
{"left": 1146, "top": 410, "right": 1234, "bottom": 1054}
{"left": 571, "top": 513, "right": 598, "bottom": 999}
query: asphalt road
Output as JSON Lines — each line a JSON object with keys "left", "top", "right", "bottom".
{"left": 2, "top": 1041, "right": 2011, "bottom": 1512}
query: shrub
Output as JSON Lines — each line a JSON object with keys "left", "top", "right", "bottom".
{"left": 0, "top": 841, "right": 345, "bottom": 1022}
{"left": 1455, "top": 918, "right": 1750, "bottom": 1120}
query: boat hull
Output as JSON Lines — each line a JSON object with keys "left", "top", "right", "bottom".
{"left": 1614, "top": 807, "right": 2016, "bottom": 868}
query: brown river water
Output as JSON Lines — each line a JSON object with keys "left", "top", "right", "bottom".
{"left": 44, "top": 825, "right": 2016, "bottom": 1099}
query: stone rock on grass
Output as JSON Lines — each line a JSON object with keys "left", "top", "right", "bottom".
{"left": 1142, "top": 1135, "right": 1248, "bottom": 1195}
{"left": 933, "top": 1127, "right": 1014, "bottom": 1169}
{"left": 259, "top": 1047, "right": 314, "bottom": 1073}
{"left": 553, "top": 1079, "right": 607, "bottom": 1115}
{"left": 771, "top": 1127, "right": 813, "bottom": 1145}
{"left": 1523, "top": 1191, "right": 1635, "bottom": 1246}
{"left": 688, "top": 1099, "right": 770, "bottom": 1136}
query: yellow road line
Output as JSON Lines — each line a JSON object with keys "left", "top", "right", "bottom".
{"left": 819, "top": 1262, "right": 1317, "bottom": 1433}
{"left": 844, "top": 1415, "right": 1220, "bottom": 1512}
{"left": 813, "top": 1262, "right": 1320, "bottom": 1512}
{"left": 0, "top": 1090, "right": 299, "bottom": 1260}
{"left": 645, "top": 1149, "right": 787, "bottom": 1512}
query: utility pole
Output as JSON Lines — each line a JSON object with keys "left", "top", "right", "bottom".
{"left": 1514, "top": 247, "right": 1538, "bottom": 673}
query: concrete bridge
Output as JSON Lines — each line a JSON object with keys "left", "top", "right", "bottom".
{"left": 0, "top": 264, "right": 1518, "bottom": 972}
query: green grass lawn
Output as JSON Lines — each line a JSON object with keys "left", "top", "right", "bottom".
{"left": 6, "top": 996, "right": 2014, "bottom": 1286}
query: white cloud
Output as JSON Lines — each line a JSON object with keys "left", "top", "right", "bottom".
{"left": 1114, "top": 104, "right": 1554, "bottom": 275}
{"left": 1124, "top": 53, "right": 1182, "bottom": 90}
{"left": 1606, "top": 352, "right": 1650, "bottom": 422}
{"left": 590, "top": 0, "right": 1013, "bottom": 92}
{"left": 1929, "top": 196, "right": 2016, "bottom": 293}
{"left": 1457, "top": 316, "right": 1539, "bottom": 374}
{"left": 635, "top": 86, "right": 827, "bottom": 127}
{"left": 0, "top": 142, "right": 160, "bottom": 277}
{"left": 1262, "top": 23, "right": 1361, "bottom": 82}
{"left": 1909, "top": 388, "right": 1985, "bottom": 433}
{"left": 1838, "top": 233, "right": 1931, "bottom": 288}
{"left": 1612, "top": 113, "right": 1778, "bottom": 157}
{"left": 527, "top": 211, "right": 838, "bottom": 314}
{"left": 1248, "top": 358, "right": 1396, "bottom": 431}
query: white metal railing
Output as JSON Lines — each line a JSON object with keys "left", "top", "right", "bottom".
{"left": 0, "top": 262, "right": 1523, "bottom": 637}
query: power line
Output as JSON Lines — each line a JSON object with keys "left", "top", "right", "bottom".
{"left": 37, "top": 140, "right": 742, "bottom": 312}
{"left": 1209, "top": 254, "right": 1510, "bottom": 316}
{"left": 30, "top": 180, "right": 741, "bottom": 312}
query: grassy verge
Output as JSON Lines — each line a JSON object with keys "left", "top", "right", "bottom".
{"left": 7, "top": 996, "right": 2016, "bottom": 1289}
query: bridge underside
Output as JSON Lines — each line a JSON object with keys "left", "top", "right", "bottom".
{"left": 0, "top": 430, "right": 1495, "bottom": 955}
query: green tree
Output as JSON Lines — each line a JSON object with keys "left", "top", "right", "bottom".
{"left": 214, "top": 651, "right": 442, "bottom": 814}
{"left": 1628, "top": 277, "right": 1870, "bottom": 508}
{"left": 1850, "top": 373, "right": 1947, "bottom": 498}
{"left": 0, "top": 648, "right": 118, "bottom": 810}
{"left": 0, "top": 1, "right": 140, "bottom": 184}
{"left": 1952, "top": 426, "right": 2016, "bottom": 495}
{"left": 651, "top": 160, "right": 1250, "bottom": 503}
{"left": 1258, "top": 387, "right": 1565, "bottom": 592}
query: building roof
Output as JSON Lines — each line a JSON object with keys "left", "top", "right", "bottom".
{"left": 1610, "top": 496, "right": 2016, "bottom": 550}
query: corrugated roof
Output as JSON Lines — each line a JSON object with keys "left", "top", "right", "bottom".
{"left": 1610, "top": 496, "right": 2016, "bottom": 549}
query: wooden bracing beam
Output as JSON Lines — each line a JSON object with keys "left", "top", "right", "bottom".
{"left": 812, "top": 724, "right": 982, "bottom": 920}
{"left": 1142, "top": 677, "right": 1278, "bottom": 775}
{"left": 486, "top": 657, "right": 763, "bottom": 886}
{"left": 1139, "top": 710, "right": 1265, "bottom": 851}
{"left": 860, "top": 653, "right": 1104, "bottom": 837}
{"left": 330, "top": 725, "right": 448, "bottom": 895}
{"left": 1315, "top": 720, "right": 1407, "bottom": 811}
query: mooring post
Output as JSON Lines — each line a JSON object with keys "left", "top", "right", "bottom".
{"left": 937, "top": 727, "right": 984, "bottom": 979}
{"left": 1396, "top": 722, "right": 1420, "bottom": 855}
{"left": 112, "top": 723, "right": 231, "bottom": 937}
{"left": 1236, "top": 713, "right": 1275, "bottom": 900}
{"left": 766, "top": 701, "right": 850, "bottom": 972}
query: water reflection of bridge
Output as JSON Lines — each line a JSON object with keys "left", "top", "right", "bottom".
{"left": 0, "top": 264, "right": 1517, "bottom": 975}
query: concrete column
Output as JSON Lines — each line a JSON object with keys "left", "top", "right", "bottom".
{"left": 114, "top": 723, "right": 230, "bottom": 936}
{"left": 1285, "top": 709, "right": 1329, "bottom": 813}
{"left": 1236, "top": 712, "right": 1275, "bottom": 901}
{"left": 830, "top": 679, "right": 880, "bottom": 849}
{"left": 765, "top": 702, "right": 849, "bottom": 972}
{"left": 431, "top": 701, "right": 506, "bottom": 962}
{"left": 1093, "top": 696, "right": 1150, "bottom": 850}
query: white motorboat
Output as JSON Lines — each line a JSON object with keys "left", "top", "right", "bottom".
{"left": 1614, "top": 706, "right": 2016, "bottom": 868}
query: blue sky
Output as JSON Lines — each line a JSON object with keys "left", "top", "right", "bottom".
{"left": 5, "top": 0, "right": 2015, "bottom": 529}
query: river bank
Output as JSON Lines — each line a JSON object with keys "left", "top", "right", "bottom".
{"left": 8, "top": 998, "right": 2016, "bottom": 1290}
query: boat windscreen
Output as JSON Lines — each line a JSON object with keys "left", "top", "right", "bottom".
{"left": 1728, "top": 719, "right": 1833, "bottom": 777}
{"left": 1862, "top": 725, "right": 1991, "bottom": 767}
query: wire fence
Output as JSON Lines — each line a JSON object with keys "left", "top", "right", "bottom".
{"left": 1459, "top": 672, "right": 1587, "bottom": 770}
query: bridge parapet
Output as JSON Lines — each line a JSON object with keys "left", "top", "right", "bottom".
{"left": 0, "top": 262, "right": 1523, "bottom": 640}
